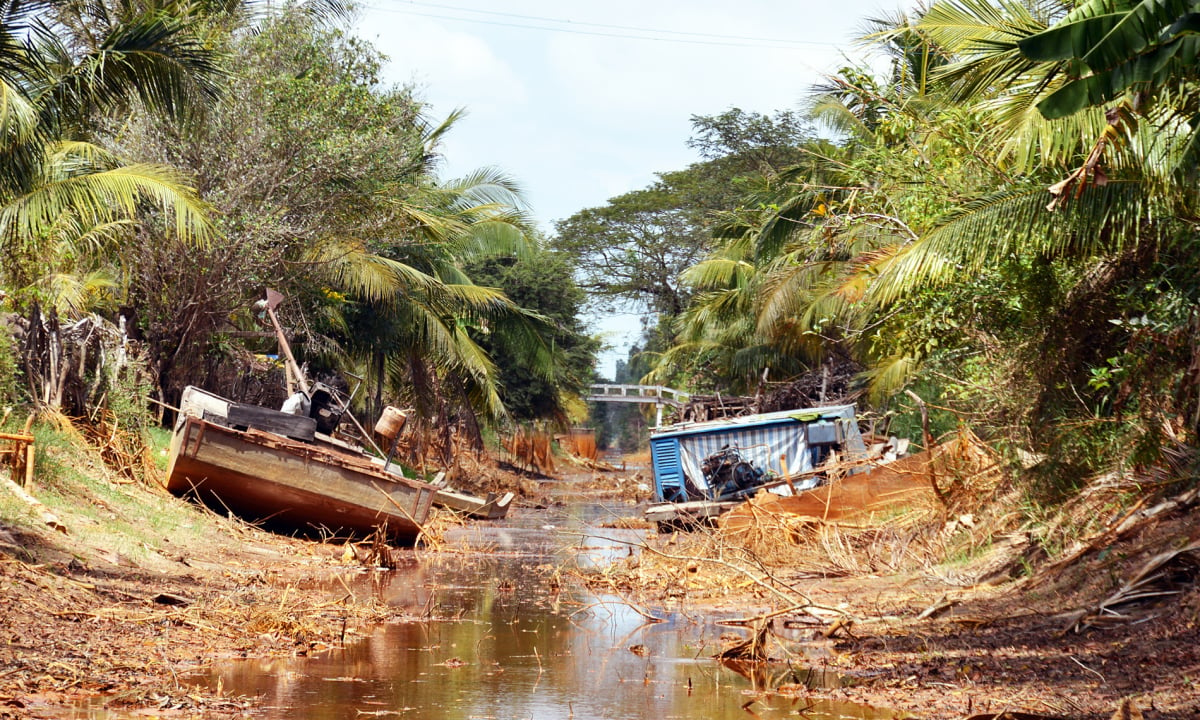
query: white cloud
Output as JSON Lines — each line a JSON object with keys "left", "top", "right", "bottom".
{"left": 356, "top": 9, "right": 528, "bottom": 110}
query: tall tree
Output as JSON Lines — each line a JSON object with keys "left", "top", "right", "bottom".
{"left": 464, "top": 247, "right": 598, "bottom": 425}
{"left": 554, "top": 109, "right": 814, "bottom": 320}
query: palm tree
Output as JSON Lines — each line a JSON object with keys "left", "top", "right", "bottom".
{"left": 653, "top": 36, "right": 952, "bottom": 400}
{"left": 0, "top": 0, "right": 221, "bottom": 309}
{"left": 789, "top": 0, "right": 1198, "bottom": 445}
{"left": 313, "top": 124, "right": 553, "bottom": 427}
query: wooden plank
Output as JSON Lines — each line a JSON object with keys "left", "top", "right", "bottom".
{"left": 2, "top": 474, "right": 65, "bottom": 533}
{"left": 227, "top": 403, "right": 316, "bottom": 441}
{"left": 178, "top": 386, "right": 232, "bottom": 423}
{"left": 434, "top": 489, "right": 515, "bottom": 519}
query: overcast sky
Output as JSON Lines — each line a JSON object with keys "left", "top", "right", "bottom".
{"left": 353, "top": 0, "right": 895, "bottom": 377}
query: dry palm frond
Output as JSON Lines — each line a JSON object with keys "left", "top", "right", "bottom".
{"left": 1066, "top": 542, "right": 1200, "bottom": 632}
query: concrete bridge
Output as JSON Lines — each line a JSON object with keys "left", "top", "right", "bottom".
{"left": 586, "top": 384, "right": 690, "bottom": 426}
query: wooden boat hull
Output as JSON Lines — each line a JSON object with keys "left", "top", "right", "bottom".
{"left": 166, "top": 416, "right": 435, "bottom": 542}
{"left": 433, "top": 489, "right": 514, "bottom": 519}
{"left": 720, "top": 449, "right": 938, "bottom": 534}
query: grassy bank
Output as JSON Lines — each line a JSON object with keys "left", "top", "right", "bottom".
{"left": 0, "top": 416, "right": 414, "bottom": 717}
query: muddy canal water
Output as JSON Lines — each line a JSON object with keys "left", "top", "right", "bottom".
{"left": 175, "top": 496, "right": 899, "bottom": 720}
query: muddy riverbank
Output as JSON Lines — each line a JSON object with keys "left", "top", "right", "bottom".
{"left": 1, "top": 439, "right": 1199, "bottom": 719}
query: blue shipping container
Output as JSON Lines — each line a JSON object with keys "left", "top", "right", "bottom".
{"left": 648, "top": 405, "right": 864, "bottom": 502}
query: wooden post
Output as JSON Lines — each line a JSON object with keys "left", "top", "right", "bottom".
{"left": 263, "top": 289, "right": 309, "bottom": 396}
{"left": 266, "top": 305, "right": 308, "bottom": 396}
{"left": 0, "top": 433, "right": 35, "bottom": 490}
{"left": 24, "top": 443, "right": 34, "bottom": 489}
{"left": 780, "top": 454, "right": 797, "bottom": 495}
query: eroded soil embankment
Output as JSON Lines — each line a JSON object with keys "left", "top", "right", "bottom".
{"left": 2, "top": 458, "right": 1200, "bottom": 720}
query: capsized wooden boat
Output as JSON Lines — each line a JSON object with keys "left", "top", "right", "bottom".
{"left": 165, "top": 388, "right": 436, "bottom": 542}
{"left": 719, "top": 448, "right": 941, "bottom": 534}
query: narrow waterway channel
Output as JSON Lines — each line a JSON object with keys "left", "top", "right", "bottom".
{"left": 177, "top": 494, "right": 901, "bottom": 720}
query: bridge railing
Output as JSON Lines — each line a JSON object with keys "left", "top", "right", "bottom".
{"left": 586, "top": 384, "right": 690, "bottom": 406}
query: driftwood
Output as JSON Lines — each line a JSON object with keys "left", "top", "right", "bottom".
{"left": 904, "top": 389, "right": 949, "bottom": 507}
{"left": 964, "top": 713, "right": 1065, "bottom": 720}
{"left": 715, "top": 620, "right": 773, "bottom": 662}
{"left": 1, "top": 474, "right": 67, "bottom": 533}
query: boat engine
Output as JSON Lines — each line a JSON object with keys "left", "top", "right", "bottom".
{"left": 701, "top": 446, "right": 764, "bottom": 500}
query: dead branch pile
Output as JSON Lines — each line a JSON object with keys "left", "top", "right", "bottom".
{"left": 577, "top": 471, "right": 651, "bottom": 503}
{"left": 678, "top": 358, "right": 865, "bottom": 424}
{"left": 578, "top": 528, "right": 813, "bottom": 607}
{"left": 442, "top": 448, "right": 543, "bottom": 499}
{"left": 759, "top": 357, "right": 863, "bottom": 413}
{"left": 1030, "top": 469, "right": 1200, "bottom": 583}
{"left": 677, "top": 394, "right": 757, "bottom": 423}
{"left": 65, "top": 410, "right": 159, "bottom": 486}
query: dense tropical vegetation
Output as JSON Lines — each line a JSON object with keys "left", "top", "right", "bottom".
{"left": 0, "top": 0, "right": 595, "bottom": 452}
{"left": 0, "top": 0, "right": 1196, "bottom": 485}
{"left": 559, "top": 0, "right": 1199, "bottom": 477}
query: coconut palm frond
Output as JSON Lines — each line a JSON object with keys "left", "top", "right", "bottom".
{"left": 753, "top": 188, "right": 822, "bottom": 260}
{"left": 450, "top": 218, "right": 535, "bottom": 261}
{"left": 0, "top": 159, "right": 212, "bottom": 244}
{"left": 443, "top": 166, "right": 528, "bottom": 210}
{"left": 32, "top": 9, "right": 225, "bottom": 127}
{"left": 0, "top": 77, "right": 39, "bottom": 149}
{"left": 809, "top": 95, "right": 873, "bottom": 139}
{"left": 680, "top": 255, "right": 755, "bottom": 291}
{"left": 39, "top": 268, "right": 118, "bottom": 317}
{"left": 305, "top": 236, "right": 441, "bottom": 302}
{"left": 869, "top": 179, "right": 1170, "bottom": 305}
{"left": 862, "top": 353, "right": 923, "bottom": 403}
{"left": 678, "top": 288, "right": 754, "bottom": 338}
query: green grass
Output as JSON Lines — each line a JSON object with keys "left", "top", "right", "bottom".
{"left": 1, "top": 419, "right": 217, "bottom": 570}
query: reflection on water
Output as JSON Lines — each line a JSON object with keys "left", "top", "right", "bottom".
{"left": 88, "top": 499, "right": 903, "bottom": 719}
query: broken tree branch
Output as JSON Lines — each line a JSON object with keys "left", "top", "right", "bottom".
{"left": 904, "top": 389, "right": 949, "bottom": 507}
